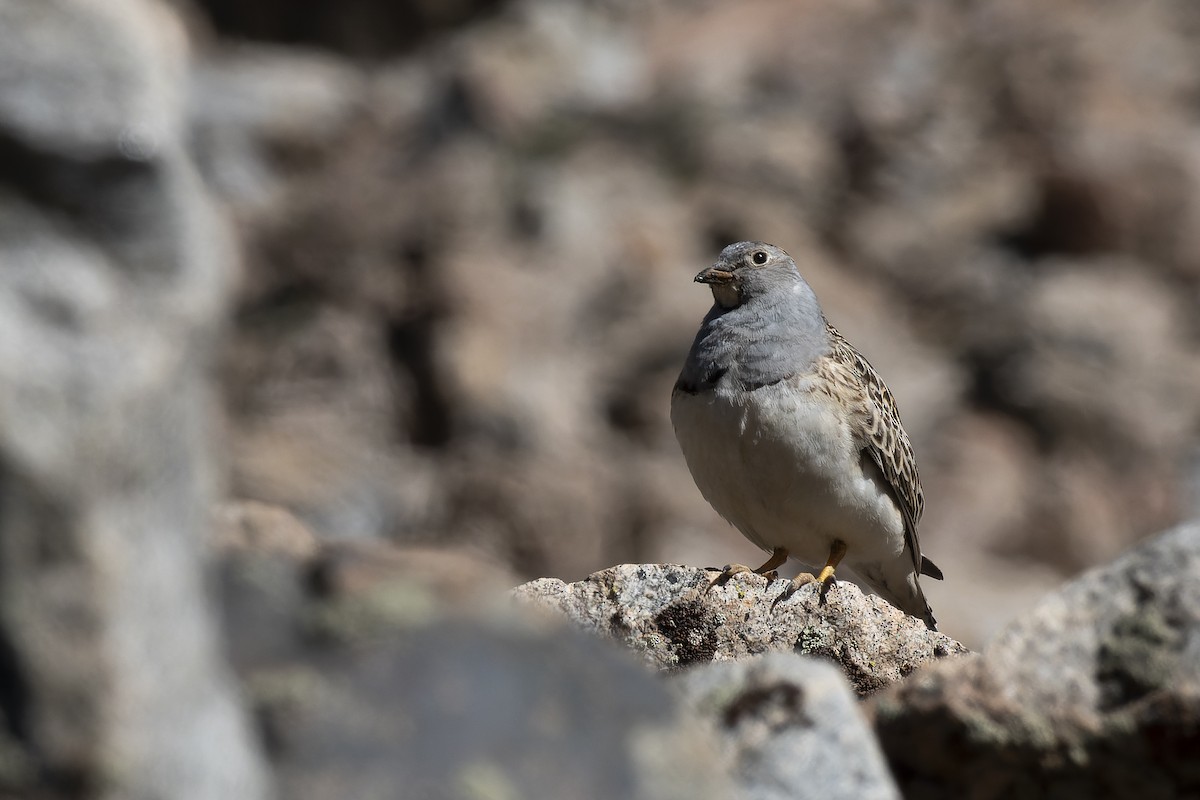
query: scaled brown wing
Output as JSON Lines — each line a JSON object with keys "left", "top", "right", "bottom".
{"left": 821, "top": 322, "right": 926, "bottom": 575}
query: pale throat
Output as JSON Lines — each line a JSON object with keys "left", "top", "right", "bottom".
{"left": 711, "top": 284, "right": 741, "bottom": 309}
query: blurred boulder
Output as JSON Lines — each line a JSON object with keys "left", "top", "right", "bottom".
{"left": 214, "top": 502, "right": 735, "bottom": 800}
{"left": 514, "top": 564, "right": 968, "bottom": 694}
{"left": 262, "top": 622, "right": 734, "bottom": 800}
{"left": 186, "top": 0, "right": 507, "bottom": 58}
{"left": 868, "top": 521, "right": 1200, "bottom": 799}
{"left": 214, "top": 500, "right": 521, "bottom": 674}
{"left": 189, "top": 43, "right": 367, "bottom": 220}
{"left": 679, "top": 652, "right": 902, "bottom": 800}
{"left": 0, "top": 0, "right": 269, "bottom": 797}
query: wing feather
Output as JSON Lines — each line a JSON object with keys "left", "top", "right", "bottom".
{"left": 818, "top": 321, "right": 926, "bottom": 575}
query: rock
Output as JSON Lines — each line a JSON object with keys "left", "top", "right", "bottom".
{"left": 215, "top": 506, "right": 735, "bottom": 800}
{"left": 188, "top": 0, "right": 501, "bottom": 57}
{"left": 514, "top": 564, "right": 968, "bottom": 694}
{"left": 214, "top": 500, "right": 522, "bottom": 671}
{"left": 0, "top": 1, "right": 269, "bottom": 797}
{"left": 215, "top": 499, "right": 323, "bottom": 559}
{"left": 189, "top": 43, "right": 367, "bottom": 219}
{"left": 678, "top": 652, "right": 901, "bottom": 800}
{"left": 264, "top": 622, "right": 735, "bottom": 800}
{"left": 868, "top": 521, "right": 1200, "bottom": 800}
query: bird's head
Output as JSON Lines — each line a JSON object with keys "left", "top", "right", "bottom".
{"left": 694, "top": 241, "right": 802, "bottom": 309}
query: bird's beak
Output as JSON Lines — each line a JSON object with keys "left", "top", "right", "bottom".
{"left": 694, "top": 266, "right": 734, "bottom": 285}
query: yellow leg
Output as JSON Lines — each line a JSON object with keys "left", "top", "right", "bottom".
{"left": 772, "top": 539, "right": 847, "bottom": 608}
{"left": 815, "top": 539, "right": 847, "bottom": 589}
{"left": 755, "top": 546, "right": 789, "bottom": 575}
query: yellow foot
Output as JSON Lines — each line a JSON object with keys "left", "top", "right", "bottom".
{"left": 772, "top": 539, "right": 846, "bottom": 610}
{"left": 706, "top": 547, "right": 788, "bottom": 591}
{"left": 814, "top": 563, "right": 837, "bottom": 601}
{"left": 770, "top": 571, "right": 817, "bottom": 609}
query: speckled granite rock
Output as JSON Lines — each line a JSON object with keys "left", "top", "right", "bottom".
{"left": 679, "top": 652, "right": 901, "bottom": 800}
{"left": 514, "top": 564, "right": 968, "bottom": 694}
{"left": 867, "top": 521, "right": 1200, "bottom": 800}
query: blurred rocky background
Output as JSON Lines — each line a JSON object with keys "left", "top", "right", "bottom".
{"left": 180, "top": 0, "right": 1200, "bottom": 646}
{"left": 4, "top": 0, "right": 1200, "bottom": 797}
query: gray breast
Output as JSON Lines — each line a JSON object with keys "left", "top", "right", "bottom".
{"left": 675, "top": 297, "right": 830, "bottom": 395}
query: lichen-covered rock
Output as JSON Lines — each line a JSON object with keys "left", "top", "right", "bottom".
{"left": 514, "top": 564, "right": 968, "bottom": 694}
{"left": 679, "top": 653, "right": 902, "bottom": 800}
{"left": 868, "top": 521, "right": 1200, "bottom": 799}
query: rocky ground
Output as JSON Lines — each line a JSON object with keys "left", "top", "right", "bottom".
{"left": 868, "top": 520, "right": 1200, "bottom": 799}
{"left": 210, "top": 501, "right": 1200, "bottom": 800}
{"left": 216, "top": 508, "right": 1197, "bottom": 799}
{"left": 3, "top": 0, "right": 1200, "bottom": 797}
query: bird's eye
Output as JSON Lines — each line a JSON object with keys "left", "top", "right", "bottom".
{"left": 751, "top": 251, "right": 768, "bottom": 265}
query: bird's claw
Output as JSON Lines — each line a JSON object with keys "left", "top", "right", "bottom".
{"left": 771, "top": 571, "right": 815, "bottom": 609}
{"left": 705, "top": 564, "right": 754, "bottom": 591}
{"left": 771, "top": 570, "right": 839, "bottom": 610}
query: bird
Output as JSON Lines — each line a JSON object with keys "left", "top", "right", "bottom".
{"left": 670, "top": 241, "right": 942, "bottom": 629}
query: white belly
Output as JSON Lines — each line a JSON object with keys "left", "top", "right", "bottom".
{"left": 670, "top": 378, "right": 905, "bottom": 569}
